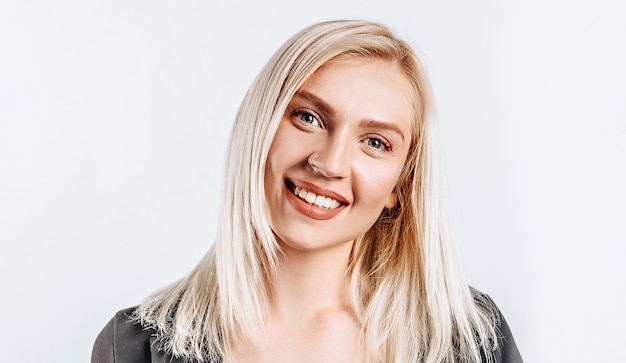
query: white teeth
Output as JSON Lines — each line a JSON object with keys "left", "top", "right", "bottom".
{"left": 314, "top": 195, "right": 325, "bottom": 206}
{"left": 292, "top": 186, "right": 341, "bottom": 210}
{"left": 305, "top": 192, "right": 316, "bottom": 204}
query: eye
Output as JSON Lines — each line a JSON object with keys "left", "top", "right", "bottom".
{"left": 292, "top": 110, "right": 322, "bottom": 128}
{"left": 300, "top": 112, "right": 316, "bottom": 124}
{"left": 366, "top": 137, "right": 391, "bottom": 151}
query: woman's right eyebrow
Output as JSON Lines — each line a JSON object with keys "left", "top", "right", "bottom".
{"left": 292, "top": 90, "right": 336, "bottom": 117}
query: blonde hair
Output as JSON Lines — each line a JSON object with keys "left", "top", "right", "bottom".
{"left": 135, "top": 20, "right": 499, "bottom": 362}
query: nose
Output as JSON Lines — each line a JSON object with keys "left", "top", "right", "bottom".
{"left": 308, "top": 134, "right": 350, "bottom": 179}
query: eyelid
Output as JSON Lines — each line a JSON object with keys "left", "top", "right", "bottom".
{"left": 291, "top": 108, "right": 324, "bottom": 128}
{"left": 365, "top": 135, "right": 393, "bottom": 152}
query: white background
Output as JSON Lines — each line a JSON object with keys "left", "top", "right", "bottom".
{"left": 1, "top": 1, "right": 625, "bottom": 362}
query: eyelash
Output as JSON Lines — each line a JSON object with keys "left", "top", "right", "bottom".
{"left": 291, "top": 109, "right": 322, "bottom": 128}
{"left": 290, "top": 108, "right": 393, "bottom": 153}
{"left": 366, "top": 136, "right": 392, "bottom": 152}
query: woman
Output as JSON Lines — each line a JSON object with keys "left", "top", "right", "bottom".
{"left": 92, "top": 20, "right": 522, "bottom": 363}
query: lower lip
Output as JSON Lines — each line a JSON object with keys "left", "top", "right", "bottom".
{"left": 284, "top": 184, "right": 345, "bottom": 220}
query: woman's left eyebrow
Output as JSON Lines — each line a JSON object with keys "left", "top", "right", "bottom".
{"left": 359, "top": 119, "right": 406, "bottom": 142}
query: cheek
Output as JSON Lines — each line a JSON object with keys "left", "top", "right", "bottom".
{"left": 353, "top": 160, "right": 405, "bottom": 205}
{"left": 266, "top": 121, "right": 316, "bottom": 172}
{"left": 265, "top": 124, "right": 289, "bottom": 178}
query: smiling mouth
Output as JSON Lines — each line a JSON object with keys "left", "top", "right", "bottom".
{"left": 287, "top": 182, "right": 342, "bottom": 210}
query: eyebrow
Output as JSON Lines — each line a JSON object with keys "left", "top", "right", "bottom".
{"left": 292, "top": 90, "right": 336, "bottom": 117}
{"left": 293, "top": 89, "right": 407, "bottom": 142}
{"left": 359, "top": 119, "right": 406, "bottom": 142}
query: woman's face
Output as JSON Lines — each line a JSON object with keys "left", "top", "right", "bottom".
{"left": 264, "top": 58, "right": 414, "bottom": 252}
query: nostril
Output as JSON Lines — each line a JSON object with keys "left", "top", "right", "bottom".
{"left": 308, "top": 153, "right": 323, "bottom": 174}
{"left": 307, "top": 149, "right": 350, "bottom": 179}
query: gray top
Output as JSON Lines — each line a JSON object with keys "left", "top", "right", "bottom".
{"left": 92, "top": 302, "right": 523, "bottom": 363}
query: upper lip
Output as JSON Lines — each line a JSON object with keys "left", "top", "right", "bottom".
{"left": 286, "top": 178, "right": 349, "bottom": 205}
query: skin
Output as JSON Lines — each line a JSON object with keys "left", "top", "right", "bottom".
{"left": 234, "top": 58, "right": 414, "bottom": 362}
{"left": 265, "top": 58, "right": 414, "bottom": 254}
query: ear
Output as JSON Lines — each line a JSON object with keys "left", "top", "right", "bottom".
{"left": 384, "top": 190, "right": 397, "bottom": 209}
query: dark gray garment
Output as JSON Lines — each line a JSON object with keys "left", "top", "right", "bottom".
{"left": 92, "top": 303, "right": 523, "bottom": 363}
{"left": 91, "top": 307, "right": 192, "bottom": 363}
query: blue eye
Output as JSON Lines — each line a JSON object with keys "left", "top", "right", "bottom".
{"left": 293, "top": 110, "right": 321, "bottom": 127}
{"left": 367, "top": 138, "right": 384, "bottom": 149}
{"left": 299, "top": 112, "right": 317, "bottom": 124}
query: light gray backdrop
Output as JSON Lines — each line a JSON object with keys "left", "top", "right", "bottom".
{"left": 1, "top": 0, "right": 624, "bottom": 362}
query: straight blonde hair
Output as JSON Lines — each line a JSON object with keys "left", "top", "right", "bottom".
{"left": 135, "top": 20, "right": 499, "bottom": 362}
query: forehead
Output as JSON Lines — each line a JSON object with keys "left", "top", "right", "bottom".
{"left": 306, "top": 56, "right": 412, "bottom": 91}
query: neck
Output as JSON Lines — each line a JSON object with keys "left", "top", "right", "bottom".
{"left": 268, "top": 241, "right": 354, "bottom": 322}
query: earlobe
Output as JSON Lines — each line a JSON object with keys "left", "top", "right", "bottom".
{"left": 385, "top": 191, "right": 398, "bottom": 209}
